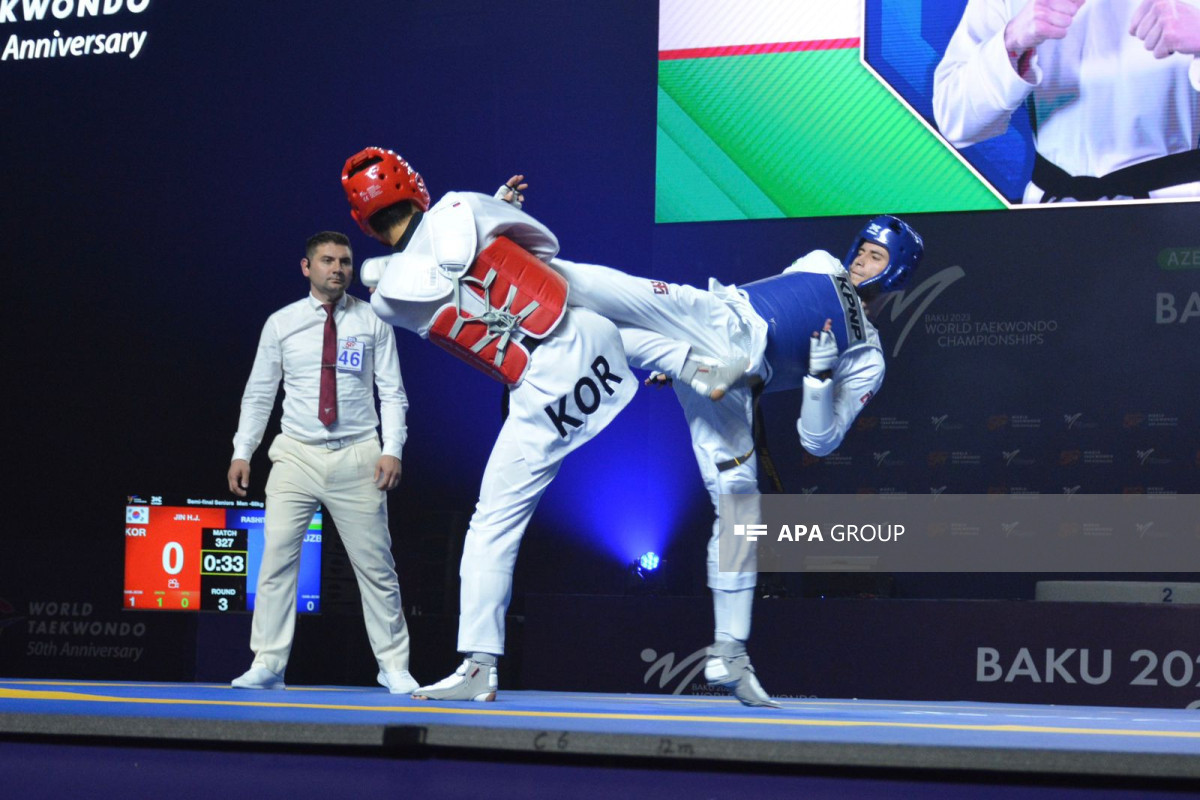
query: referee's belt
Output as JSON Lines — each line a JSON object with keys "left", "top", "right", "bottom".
{"left": 1033, "top": 150, "right": 1200, "bottom": 202}
{"left": 314, "top": 431, "right": 377, "bottom": 450}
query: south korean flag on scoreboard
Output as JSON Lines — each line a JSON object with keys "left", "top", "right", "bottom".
{"left": 126, "top": 506, "right": 149, "bottom": 524}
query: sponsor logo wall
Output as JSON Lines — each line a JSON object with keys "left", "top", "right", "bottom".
{"left": 758, "top": 220, "right": 1199, "bottom": 498}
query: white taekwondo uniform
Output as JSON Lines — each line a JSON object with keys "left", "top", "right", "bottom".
{"left": 933, "top": 0, "right": 1200, "bottom": 201}
{"left": 368, "top": 192, "right": 636, "bottom": 655}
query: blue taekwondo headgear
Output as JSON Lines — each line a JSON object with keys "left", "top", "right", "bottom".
{"left": 843, "top": 215, "right": 924, "bottom": 293}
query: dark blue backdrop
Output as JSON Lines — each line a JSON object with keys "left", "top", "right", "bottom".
{"left": 1, "top": 1, "right": 1196, "bottom": 627}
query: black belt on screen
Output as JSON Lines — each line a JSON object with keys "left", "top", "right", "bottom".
{"left": 1033, "top": 150, "right": 1200, "bottom": 202}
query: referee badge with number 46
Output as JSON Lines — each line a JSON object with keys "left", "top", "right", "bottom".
{"left": 338, "top": 337, "right": 364, "bottom": 372}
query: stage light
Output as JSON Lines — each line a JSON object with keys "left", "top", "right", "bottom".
{"left": 625, "top": 552, "right": 665, "bottom": 595}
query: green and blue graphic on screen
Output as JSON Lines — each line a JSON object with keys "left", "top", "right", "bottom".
{"left": 658, "top": 0, "right": 1199, "bottom": 220}
{"left": 655, "top": 1, "right": 1004, "bottom": 222}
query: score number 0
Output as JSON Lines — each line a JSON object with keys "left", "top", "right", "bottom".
{"left": 163, "top": 541, "right": 185, "bottom": 575}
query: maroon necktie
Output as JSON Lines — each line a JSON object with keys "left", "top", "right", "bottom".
{"left": 319, "top": 303, "right": 337, "bottom": 426}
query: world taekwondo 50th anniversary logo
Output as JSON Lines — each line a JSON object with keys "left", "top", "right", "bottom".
{"left": 719, "top": 493, "right": 1200, "bottom": 573}
{"left": 2, "top": 0, "right": 152, "bottom": 63}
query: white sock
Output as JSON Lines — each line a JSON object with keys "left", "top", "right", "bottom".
{"left": 712, "top": 587, "right": 753, "bottom": 643}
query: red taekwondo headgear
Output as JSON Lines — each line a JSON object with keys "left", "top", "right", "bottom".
{"left": 341, "top": 147, "right": 431, "bottom": 240}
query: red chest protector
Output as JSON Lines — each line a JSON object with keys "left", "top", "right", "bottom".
{"left": 428, "top": 236, "right": 569, "bottom": 385}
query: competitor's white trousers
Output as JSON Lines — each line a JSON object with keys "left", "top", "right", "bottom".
{"left": 674, "top": 381, "right": 760, "bottom": 592}
{"left": 252, "top": 434, "right": 410, "bottom": 675}
{"left": 553, "top": 259, "right": 763, "bottom": 593}
{"left": 456, "top": 419, "right": 561, "bottom": 655}
{"left": 457, "top": 261, "right": 764, "bottom": 655}
{"left": 453, "top": 367, "right": 756, "bottom": 656}
{"left": 552, "top": 258, "right": 753, "bottom": 372}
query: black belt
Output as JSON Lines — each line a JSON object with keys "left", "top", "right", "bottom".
{"left": 1033, "top": 150, "right": 1200, "bottom": 202}
{"left": 714, "top": 378, "right": 784, "bottom": 493}
{"left": 715, "top": 445, "right": 755, "bottom": 472}
{"left": 499, "top": 334, "right": 545, "bottom": 422}
{"left": 523, "top": 334, "right": 545, "bottom": 357}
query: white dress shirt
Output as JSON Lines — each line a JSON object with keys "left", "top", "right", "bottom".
{"left": 232, "top": 293, "right": 407, "bottom": 462}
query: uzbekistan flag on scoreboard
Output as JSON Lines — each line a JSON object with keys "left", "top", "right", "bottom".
{"left": 656, "top": 0, "right": 1001, "bottom": 221}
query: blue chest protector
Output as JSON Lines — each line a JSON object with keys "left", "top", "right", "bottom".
{"left": 742, "top": 270, "right": 869, "bottom": 394}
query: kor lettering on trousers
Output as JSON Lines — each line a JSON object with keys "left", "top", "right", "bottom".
{"left": 544, "top": 356, "right": 624, "bottom": 437}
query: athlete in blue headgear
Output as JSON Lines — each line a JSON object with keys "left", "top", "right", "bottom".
{"left": 551, "top": 215, "right": 923, "bottom": 708}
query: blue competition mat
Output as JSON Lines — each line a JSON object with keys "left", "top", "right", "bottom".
{"left": 2, "top": 678, "right": 1197, "bottom": 762}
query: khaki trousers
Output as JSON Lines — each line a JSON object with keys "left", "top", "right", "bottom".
{"left": 250, "top": 434, "right": 409, "bottom": 676}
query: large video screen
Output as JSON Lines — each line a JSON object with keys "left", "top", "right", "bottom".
{"left": 656, "top": 0, "right": 1199, "bottom": 221}
{"left": 123, "top": 494, "right": 321, "bottom": 613}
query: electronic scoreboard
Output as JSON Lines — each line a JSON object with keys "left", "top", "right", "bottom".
{"left": 123, "top": 493, "right": 321, "bottom": 613}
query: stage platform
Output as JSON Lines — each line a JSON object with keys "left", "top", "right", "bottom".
{"left": 2, "top": 678, "right": 1197, "bottom": 797}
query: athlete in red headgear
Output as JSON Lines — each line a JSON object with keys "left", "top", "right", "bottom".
{"left": 343, "top": 147, "right": 432, "bottom": 237}
{"left": 340, "top": 147, "right": 641, "bottom": 701}
{"left": 340, "top": 147, "right": 831, "bottom": 707}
